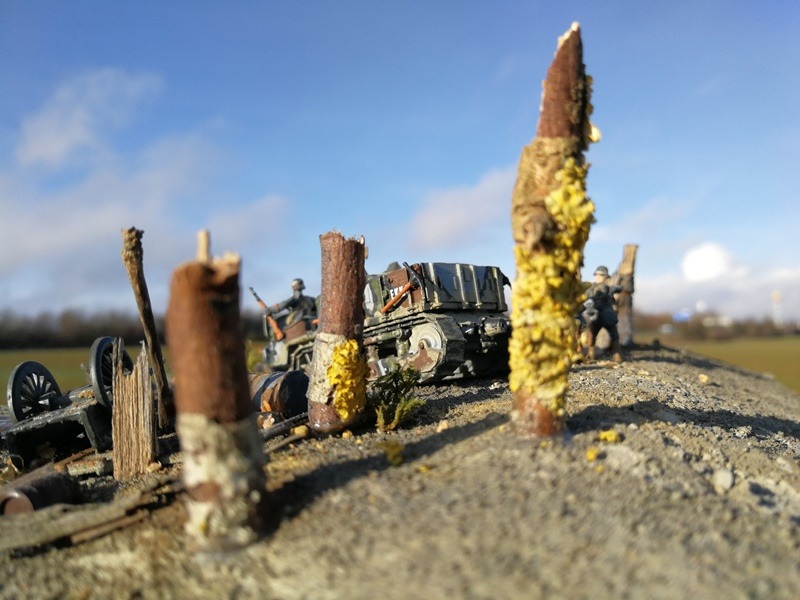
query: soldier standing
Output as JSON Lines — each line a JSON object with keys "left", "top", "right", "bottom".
{"left": 582, "top": 266, "right": 623, "bottom": 363}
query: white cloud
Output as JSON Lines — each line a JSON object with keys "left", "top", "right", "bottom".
{"left": 409, "top": 166, "right": 515, "bottom": 251}
{"left": 635, "top": 242, "right": 800, "bottom": 322}
{"left": 680, "top": 241, "right": 741, "bottom": 281}
{"left": 15, "top": 69, "right": 162, "bottom": 169}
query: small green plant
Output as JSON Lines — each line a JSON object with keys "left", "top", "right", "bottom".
{"left": 367, "top": 367, "right": 425, "bottom": 432}
{"left": 245, "top": 340, "right": 267, "bottom": 372}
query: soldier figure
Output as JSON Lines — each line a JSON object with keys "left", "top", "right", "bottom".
{"left": 265, "top": 278, "right": 317, "bottom": 329}
{"left": 582, "top": 266, "right": 623, "bottom": 363}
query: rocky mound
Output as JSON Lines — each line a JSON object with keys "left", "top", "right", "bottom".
{"left": 1, "top": 343, "right": 799, "bottom": 599}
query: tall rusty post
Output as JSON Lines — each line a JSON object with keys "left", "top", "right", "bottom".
{"left": 165, "top": 231, "right": 266, "bottom": 550}
{"left": 508, "top": 23, "right": 597, "bottom": 437}
{"left": 121, "top": 227, "right": 174, "bottom": 430}
{"left": 307, "top": 231, "right": 368, "bottom": 434}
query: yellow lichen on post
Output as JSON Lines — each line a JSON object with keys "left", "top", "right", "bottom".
{"left": 327, "top": 338, "right": 368, "bottom": 422}
{"left": 307, "top": 232, "right": 368, "bottom": 433}
{"left": 509, "top": 159, "right": 595, "bottom": 417}
{"left": 509, "top": 23, "right": 596, "bottom": 437}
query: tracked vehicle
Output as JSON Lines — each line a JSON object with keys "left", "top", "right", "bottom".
{"left": 260, "top": 262, "right": 511, "bottom": 383}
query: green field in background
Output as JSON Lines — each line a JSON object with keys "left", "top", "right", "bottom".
{"left": 677, "top": 336, "right": 800, "bottom": 395}
{"left": 0, "top": 344, "right": 264, "bottom": 416}
{"left": 0, "top": 347, "right": 148, "bottom": 413}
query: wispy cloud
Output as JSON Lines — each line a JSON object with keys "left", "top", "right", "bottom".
{"left": 409, "top": 166, "right": 515, "bottom": 252}
{"left": 589, "top": 195, "right": 693, "bottom": 244}
{"left": 15, "top": 69, "right": 161, "bottom": 169}
{"left": 691, "top": 74, "right": 725, "bottom": 100}
{"left": 492, "top": 54, "right": 532, "bottom": 86}
{"left": 207, "top": 194, "right": 289, "bottom": 256}
{"left": 0, "top": 69, "right": 247, "bottom": 314}
{"left": 0, "top": 133, "right": 222, "bottom": 276}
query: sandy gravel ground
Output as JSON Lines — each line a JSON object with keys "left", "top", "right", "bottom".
{"left": 1, "top": 343, "right": 799, "bottom": 599}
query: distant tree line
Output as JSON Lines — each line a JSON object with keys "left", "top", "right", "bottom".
{"left": 0, "top": 309, "right": 264, "bottom": 350}
{"left": 0, "top": 308, "right": 795, "bottom": 350}
{"left": 633, "top": 312, "right": 797, "bottom": 340}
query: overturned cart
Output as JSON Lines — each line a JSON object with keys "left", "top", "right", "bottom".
{"left": 4, "top": 336, "right": 132, "bottom": 467}
{"left": 262, "top": 262, "right": 512, "bottom": 383}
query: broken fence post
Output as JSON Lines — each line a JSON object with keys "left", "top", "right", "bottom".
{"left": 165, "top": 230, "right": 266, "bottom": 550}
{"left": 112, "top": 339, "right": 157, "bottom": 480}
{"left": 121, "top": 227, "right": 174, "bottom": 430}
{"left": 508, "top": 23, "right": 597, "bottom": 437}
{"left": 615, "top": 244, "right": 638, "bottom": 347}
{"left": 307, "top": 232, "right": 368, "bottom": 434}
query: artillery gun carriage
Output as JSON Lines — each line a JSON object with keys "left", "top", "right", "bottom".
{"left": 260, "top": 262, "right": 512, "bottom": 383}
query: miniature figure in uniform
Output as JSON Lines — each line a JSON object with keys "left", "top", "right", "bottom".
{"left": 265, "top": 278, "right": 317, "bottom": 328}
{"left": 582, "top": 266, "right": 623, "bottom": 363}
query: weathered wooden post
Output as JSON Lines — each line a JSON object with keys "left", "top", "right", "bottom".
{"left": 614, "top": 244, "right": 638, "bottom": 347}
{"left": 165, "top": 231, "right": 266, "bottom": 550}
{"left": 112, "top": 339, "right": 157, "bottom": 479}
{"left": 121, "top": 227, "right": 174, "bottom": 430}
{"left": 307, "top": 231, "right": 368, "bottom": 434}
{"left": 508, "top": 23, "right": 597, "bottom": 437}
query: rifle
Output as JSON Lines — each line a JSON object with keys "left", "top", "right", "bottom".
{"left": 380, "top": 263, "right": 424, "bottom": 314}
{"left": 249, "top": 287, "right": 285, "bottom": 341}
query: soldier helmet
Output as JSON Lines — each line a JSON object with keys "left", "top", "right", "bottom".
{"left": 594, "top": 266, "right": 609, "bottom": 277}
{"left": 291, "top": 278, "right": 305, "bottom": 291}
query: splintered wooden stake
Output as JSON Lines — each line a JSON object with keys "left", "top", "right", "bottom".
{"left": 307, "top": 231, "right": 367, "bottom": 434}
{"left": 112, "top": 340, "right": 156, "bottom": 480}
{"left": 614, "top": 244, "right": 638, "bottom": 347}
{"left": 196, "top": 229, "right": 211, "bottom": 264}
{"left": 121, "top": 227, "right": 174, "bottom": 430}
{"left": 165, "top": 233, "right": 266, "bottom": 550}
{"left": 508, "top": 23, "right": 597, "bottom": 437}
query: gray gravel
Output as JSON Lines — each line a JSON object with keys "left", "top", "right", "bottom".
{"left": 1, "top": 343, "right": 799, "bottom": 599}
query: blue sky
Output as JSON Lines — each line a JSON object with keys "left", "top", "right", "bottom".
{"left": 1, "top": 1, "right": 798, "bottom": 323}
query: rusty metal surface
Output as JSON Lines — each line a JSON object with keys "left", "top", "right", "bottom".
{"left": 0, "top": 470, "right": 80, "bottom": 515}
{"left": 249, "top": 371, "right": 309, "bottom": 418}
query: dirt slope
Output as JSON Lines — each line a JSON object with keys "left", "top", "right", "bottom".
{"left": 1, "top": 343, "right": 799, "bottom": 599}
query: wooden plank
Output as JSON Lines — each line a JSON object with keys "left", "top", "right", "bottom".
{"left": 112, "top": 341, "right": 157, "bottom": 480}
